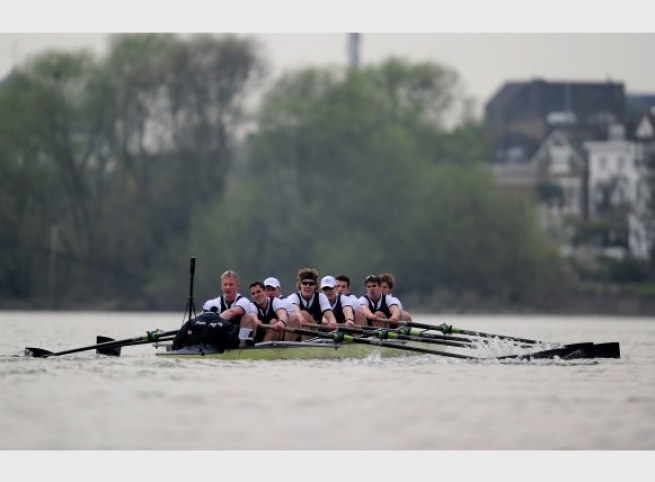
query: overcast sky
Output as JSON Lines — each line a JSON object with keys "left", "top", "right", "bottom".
{"left": 2, "top": 2, "right": 654, "bottom": 116}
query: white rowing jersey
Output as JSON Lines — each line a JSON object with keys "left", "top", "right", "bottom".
{"left": 202, "top": 294, "right": 254, "bottom": 315}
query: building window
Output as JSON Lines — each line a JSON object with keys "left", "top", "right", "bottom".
{"left": 550, "top": 145, "right": 572, "bottom": 174}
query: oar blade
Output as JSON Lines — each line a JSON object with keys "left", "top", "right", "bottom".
{"left": 593, "top": 342, "right": 620, "bottom": 359}
{"left": 558, "top": 342, "right": 597, "bottom": 360}
{"left": 96, "top": 336, "right": 122, "bottom": 357}
{"left": 24, "top": 347, "right": 55, "bottom": 358}
{"left": 503, "top": 342, "right": 596, "bottom": 360}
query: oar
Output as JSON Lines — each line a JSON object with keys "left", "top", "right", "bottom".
{"left": 498, "top": 342, "right": 596, "bottom": 360}
{"left": 24, "top": 258, "right": 221, "bottom": 359}
{"left": 93, "top": 257, "right": 199, "bottom": 357}
{"left": 284, "top": 326, "right": 477, "bottom": 360}
{"left": 373, "top": 318, "right": 621, "bottom": 358}
{"left": 95, "top": 335, "right": 176, "bottom": 356}
{"left": 593, "top": 342, "right": 620, "bottom": 358}
{"left": 25, "top": 330, "right": 177, "bottom": 358}
{"left": 280, "top": 326, "right": 599, "bottom": 360}
{"left": 306, "top": 323, "right": 476, "bottom": 349}
{"left": 374, "top": 318, "right": 545, "bottom": 345}
{"left": 308, "top": 322, "right": 477, "bottom": 344}
{"left": 96, "top": 336, "right": 121, "bottom": 356}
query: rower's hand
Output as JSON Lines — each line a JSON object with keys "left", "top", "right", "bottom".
{"left": 345, "top": 320, "right": 355, "bottom": 328}
{"left": 388, "top": 316, "right": 400, "bottom": 326}
{"left": 326, "top": 320, "right": 338, "bottom": 330}
{"left": 273, "top": 320, "right": 285, "bottom": 331}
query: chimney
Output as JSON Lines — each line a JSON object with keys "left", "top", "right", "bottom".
{"left": 348, "top": 33, "right": 360, "bottom": 70}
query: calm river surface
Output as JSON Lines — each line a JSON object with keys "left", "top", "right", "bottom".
{"left": 1, "top": 311, "right": 653, "bottom": 479}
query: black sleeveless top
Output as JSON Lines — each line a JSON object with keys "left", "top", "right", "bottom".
{"left": 330, "top": 294, "right": 348, "bottom": 323}
{"left": 256, "top": 297, "right": 277, "bottom": 323}
{"left": 362, "top": 294, "right": 393, "bottom": 317}
{"left": 296, "top": 292, "right": 323, "bottom": 322}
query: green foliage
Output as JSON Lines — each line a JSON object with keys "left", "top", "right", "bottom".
{"left": 606, "top": 257, "right": 651, "bottom": 283}
{"left": 186, "top": 61, "right": 573, "bottom": 308}
{"left": 0, "top": 34, "right": 264, "bottom": 308}
{"left": 0, "top": 42, "right": 576, "bottom": 311}
{"left": 535, "top": 181, "right": 564, "bottom": 205}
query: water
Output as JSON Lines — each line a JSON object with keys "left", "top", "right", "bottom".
{"left": 1, "top": 312, "right": 653, "bottom": 479}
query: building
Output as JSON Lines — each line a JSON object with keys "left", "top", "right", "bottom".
{"left": 584, "top": 125, "right": 640, "bottom": 219}
{"left": 531, "top": 129, "right": 587, "bottom": 218}
{"left": 485, "top": 79, "right": 625, "bottom": 164}
{"left": 487, "top": 78, "right": 655, "bottom": 262}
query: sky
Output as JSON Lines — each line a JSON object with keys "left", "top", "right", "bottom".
{"left": 1, "top": 2, "right": 654, "bottom": 118}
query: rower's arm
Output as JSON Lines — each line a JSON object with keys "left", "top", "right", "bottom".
{"left": 358, "top": 297, "right": 374, "bottom": 319}
{"left": 323, "top": 310, "right": 338, "bottom": 329}
{"left": 275, "top": 307, "right": 288, "bottom": 324}
{"left": 342, "top": 306, "right": 356, "bottom": 327}
{"left": 388, "top": 304, "right": 401, "bottom": 324}
{"left": 221, "top": 305, "right": 245, "bottom": 321}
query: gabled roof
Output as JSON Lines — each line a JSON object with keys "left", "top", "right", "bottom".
{"left": 530, "top": 130, "right": 586, "bottom": 172}
{"left": 635, "top": 110, "right": 655, "bottom": 140}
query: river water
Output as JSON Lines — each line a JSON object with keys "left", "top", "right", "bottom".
{"left": 1, "top": 311, "right": 653, "bottom": 480}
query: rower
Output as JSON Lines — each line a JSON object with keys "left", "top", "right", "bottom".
{"left": 201, "top": 270, "right": 258, "bottom": 347}
{"left": 319, "top": 275, "right": 356, "bottom": 328}
{"left": 263, "top": 276, "right": 302, "bottom": 332}
{"left": 287, "top": 268, "right": 339, "bottom": 333}
{"left": 358, "top": 274, "right": 402, "bottom": 327}
{"left": 379, "top": 272, "right": 412, "bottom": 321}
{"left": 335, "top": 274, "right": 367, "bottom": 326}
{"left": 249, "top": 280, "right": 299, "bottom": 342}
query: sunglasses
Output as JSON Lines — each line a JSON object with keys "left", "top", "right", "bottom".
{"left": 365, "top": 274, "right": 381, "bottom": 283}
{"left": 301, "top": 280, "right": 317, "bottom": 286}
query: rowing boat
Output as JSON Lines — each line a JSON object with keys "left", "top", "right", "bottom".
{"left": 155, "top": 338, "right": 437, "bottom": 360}
{"left": 22, "top": 257, "right": 621, "bottom": 361}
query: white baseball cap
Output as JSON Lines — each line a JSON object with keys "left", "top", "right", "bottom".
{"left": 263, "top": 277, "right": 281, "bottom": 289}
{"left": 320, "top": 275, "right": 336, "bottom": 289}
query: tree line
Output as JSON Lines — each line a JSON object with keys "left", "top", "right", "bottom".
{"left": 0, "top": 33, "right": 574, "bottom": 311}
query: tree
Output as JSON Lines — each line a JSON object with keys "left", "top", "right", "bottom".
{"left": 183, "top": 59, "right": 572, "bottom": 309}
{"left": 0, "top": 34, "right": 265, "bottom": 308}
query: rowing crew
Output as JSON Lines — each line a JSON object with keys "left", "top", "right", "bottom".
{"left": 172, "top": 268, "right": 412, "bottom": 351}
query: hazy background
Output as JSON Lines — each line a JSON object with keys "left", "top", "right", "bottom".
{"left": 3, "top": 0, "right": 655, "bottom": 112}
{"left": 2, "top": 32, "right": 654, "bottom": 118}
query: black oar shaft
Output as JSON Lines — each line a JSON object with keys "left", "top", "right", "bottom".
{"left": 289, "top": 326, "right": 603, "bottom": 361}
{"left": 96, "top": 335, "right": 176, "bottom": 356}
{"left": 26, "top": 329, "right": 178, "bottom": 358}
{"left": 286, "top": 326, "right": 477, "bottom": 360}
{"left": 308, "top": 322, "right": 475, "bottom": 344}
{"left": 307, "top": 323, "right": 475, "bottom": 349}
{"left": 388, "top": 319, "right": 544, "bottom": 345}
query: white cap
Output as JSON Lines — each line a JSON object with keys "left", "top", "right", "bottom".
{"left": 320, "top": 275, "right": 336, "bottom": 289}
{"left": 263, "top": 277, "right": 281, "bottom": 289}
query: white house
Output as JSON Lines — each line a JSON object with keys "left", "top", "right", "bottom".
{"left": 584, "top": 125, "right": 640, "bottom": 218}
{"left": 584, "top": 124, "right": 652, "bottom": 259}
{"left": 530, "top": 130, "right": 586, "bottom": 217}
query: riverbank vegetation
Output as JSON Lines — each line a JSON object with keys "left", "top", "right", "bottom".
{"left": 1, "top": 34, "right": 653, "bottom": 313}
